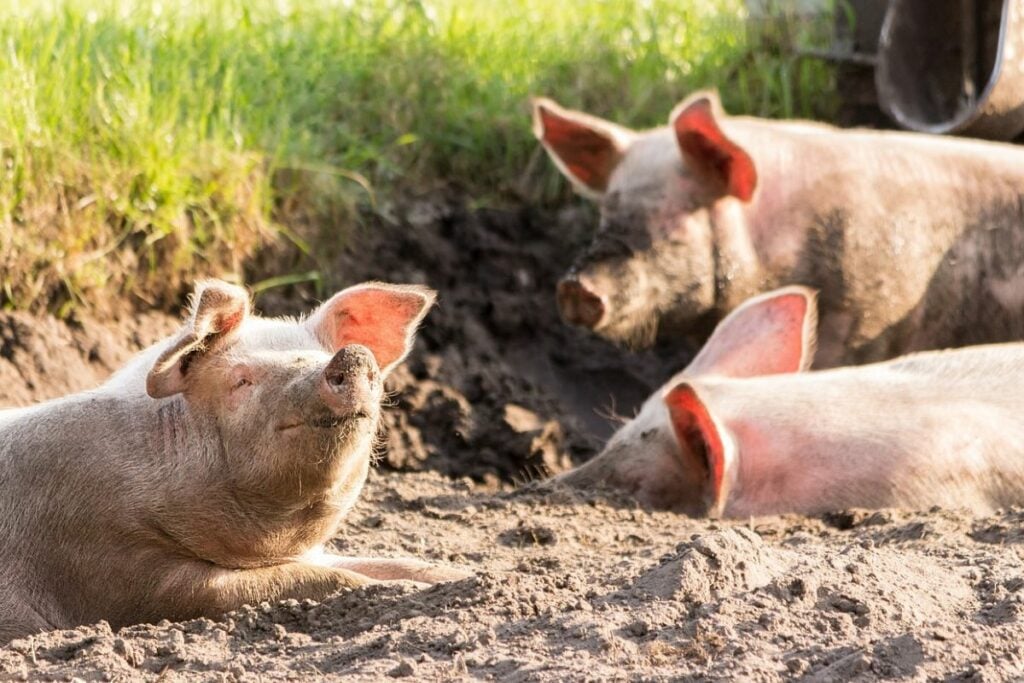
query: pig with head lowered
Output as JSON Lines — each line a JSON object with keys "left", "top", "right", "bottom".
{"left": 553, "top": 286, "right": 1024, "bottom": 517}
{"left": 0, "top": 280, "right": 467, "bottom": 643}
{"left": 534, "top": 92, "right": 1024, "bottom": 366}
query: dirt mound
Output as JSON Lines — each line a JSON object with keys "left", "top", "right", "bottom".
{"left": 630, "top": 528, "right": 789, "bottom": 602}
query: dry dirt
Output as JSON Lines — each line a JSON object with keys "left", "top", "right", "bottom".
{"left": 1, "top": 196, "right": 1022, "bottom": 681}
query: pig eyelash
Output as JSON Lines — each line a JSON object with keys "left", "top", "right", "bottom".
{"left": 232, "top": 377, "right": 253, "bottom": 390}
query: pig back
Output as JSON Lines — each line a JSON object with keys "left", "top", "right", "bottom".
{"left": 0, "top": 392, "right": 183, "bottom": 625}
{"left": 728, "top": 120, "right": 1024, "bottom": 365}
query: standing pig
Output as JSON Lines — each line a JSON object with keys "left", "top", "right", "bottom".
{"left": 554, "top": 286, "right": 1024, "bottom": 517}
{"left": 0, "top": 280, "right": 466, "bottom": 643}
{"left": 533, "top": 92, "right": 1024, "bottom": 366}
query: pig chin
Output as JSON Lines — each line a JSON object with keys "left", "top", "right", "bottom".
{"left": 276, "top": 408, "right": 380, "bottom": 483}
{"left": 558, "top": 438, "right": 707, "bottom": 515}
{"left": 593, "top": 301, "right": 662, "bottom": 349}
{"left": 274, "top": 405, "right": 379, "bottom": 438}
{"left": 600, "top": 294, "right": 713, "bottom": 350}
{"left": 595, "top": 284, "right": 706, "bottom": 350}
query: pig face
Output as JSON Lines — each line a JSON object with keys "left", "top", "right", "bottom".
{"left": 533, "top": 92, "right": 757, "bottom": 347}
{"left": 557, "top": 395, "right": 714, "bottom": 516}
{"left": 145, "top": 280, "right": 434, "bottom": 511}
{"left": 553, "top": 287, "right": 815, "bottom": 516}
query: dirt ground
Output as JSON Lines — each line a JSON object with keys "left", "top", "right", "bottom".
{"left": 1, "top": 196, "right": 1022, "bottom": 681}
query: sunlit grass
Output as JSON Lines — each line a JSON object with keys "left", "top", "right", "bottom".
{"left": 0, "top": 0, "right": 836, "bottom": 314}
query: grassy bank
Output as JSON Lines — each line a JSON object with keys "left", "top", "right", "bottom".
{"left": 0, "top": 0, "right": 836, "bottom": 314}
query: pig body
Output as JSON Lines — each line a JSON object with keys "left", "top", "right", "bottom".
{"left": 555, "top": 287, "right": 1024, "bottom": 517}
{"left": 534, "top": 93, "right": 1024, "bottom": 366}
{"left": 0, "top": 281, "right": 464, "bottom": 643}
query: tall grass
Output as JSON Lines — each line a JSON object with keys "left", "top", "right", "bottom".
{"left": 0, "top": 0, "right": 836, "bottom": 314}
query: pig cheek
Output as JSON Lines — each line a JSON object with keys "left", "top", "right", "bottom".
{"left": 659, "top": 220, "right": 715, "bottom": 318}
{"left": 604, "top": 442, "right": 662, "bottom": 495}
{"left": 224, "top": 383, "right": 255, "bottom": 412}
{"left": 628, "top": 461, "right": 691, "bottom": 511}
{"left": 615, "top": 441, "right": 705, "bottom": 513}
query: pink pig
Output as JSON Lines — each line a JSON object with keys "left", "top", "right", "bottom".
{"left": 554, "top": 286, "right": 1024, "bottom": 517}
{"left": 534, "top": 92, "right": 1024, "bottom": 366}
{"left": 0, "top": 280, "right": 467, "bottom": 642}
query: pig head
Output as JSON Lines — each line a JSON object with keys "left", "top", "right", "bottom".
{"left": 139, "top": 280, "right": 432, "bottom": 564}
{"left": 0, "top": 279, "right": 467, "bottom": 643}
{"left": 553, "top": 286, "right": 817, "bottom": 516}
{"left": 534, "top": 93, "right": 745, "bottom": 347}
{"left": 533, "top": 91, "right": 1024, "bottom": 364}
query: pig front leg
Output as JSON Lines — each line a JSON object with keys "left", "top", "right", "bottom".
{"left": 0, "top": 598, "right": 56, "bottom": 644}
{"left": 153, "top": 560, "right": 375, "bottom": 619}
{"left": 310, "top": 552, "right": 471, "bottom": 584}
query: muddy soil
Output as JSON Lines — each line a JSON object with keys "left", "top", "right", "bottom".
{"left": 1, "top": 197, "right": 1022, "bottom": 681}
{"left": 2, "top": 476, "right": 1023, "bottom": 681}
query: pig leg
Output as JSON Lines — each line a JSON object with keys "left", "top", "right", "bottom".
{"left": 0, "top": 599, "right": 55, "bottom": 643}
{"left": 152, "top": 560, "right": 374, "bottom": 619}
{"left": 314, "top": 553, "right": 471, "bottom": 584}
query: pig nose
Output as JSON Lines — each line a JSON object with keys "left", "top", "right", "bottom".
{"left": 320, "top": 345, "right": 381, "bottom": 416}
{"left": 557, "top": 277, "right": 607, "bottom": 329}
{"left": 324, "top": 345, "right": 378, "bottom": 388}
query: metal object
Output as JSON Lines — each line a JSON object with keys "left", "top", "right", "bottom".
{"left": 875, "top": 0, "right": 1024, "bottom": 140}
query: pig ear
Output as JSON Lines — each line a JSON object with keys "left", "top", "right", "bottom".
{"left": 146, "top": 280, "right": 250, "bottom": 399}
{"left": 307, "top": 282, "right": 436, "bottom": 375}
{"left": 670, "top": 91, "right": 757, "bottom": 202}
{"left": 664, "top": 382, "right": 731, "bottom": 517}
{"left": 686, "top": 286, "right": 817, "bottom": 378}
{"left": 532, "top": 97, "right": 634, "bottom": 199}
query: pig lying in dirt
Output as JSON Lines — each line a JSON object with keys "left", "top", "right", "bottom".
{"left": 554, "top": 286, "right": 1024, "bottom": 517}
{"left": 533, "top": 91, "right": 1024, "bottom": 366}
{"left": 0, "top": 280, "right": 467, "bottom": 643}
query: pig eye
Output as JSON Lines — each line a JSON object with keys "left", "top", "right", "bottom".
{"left": 232, "top": 377, "right": 253, "bottom": 390}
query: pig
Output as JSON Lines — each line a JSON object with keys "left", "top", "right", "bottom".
{"left": 532, "top": 91, "right": 1024, "bottom": 366}
{"left": 0, "top": 280, "right": 467, "bottom": 643}
{"left": 553, "top": 286, "right": 1024, "bottom": 517}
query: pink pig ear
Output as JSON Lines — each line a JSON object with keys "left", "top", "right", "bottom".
{"left": 147, "top": 280, "right": 250, "bottom": 399}
{"left": 307, "top": 282, "right": 436, "bottom": 375}
{"left": 532, "top": 97, "right": 634, "bottom": 198}
{"left": 664, "top": 382, "right": 730, "bottom": 517}
{"left": 686, "top": 286, "right": 818, "bottom": 378}
{"left": 671, "top": 91, "right": 757, "bottom": 202}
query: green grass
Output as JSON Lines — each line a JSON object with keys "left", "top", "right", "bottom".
{"left": 0, "top": 0, "right": 836, "bottom": 314}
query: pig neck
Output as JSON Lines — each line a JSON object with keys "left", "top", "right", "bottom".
{"left": 704, "top": 119, "right": 858, "bottom": 311}
{"left": 699, "top": 371, "right": 912, "bottom": 517}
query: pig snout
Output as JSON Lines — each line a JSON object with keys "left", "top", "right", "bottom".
{"left": 557, "top": 276, "right": 607, "bottom": 329}
{"left": 318, "top": 345, "right": 382, "bottom": 419}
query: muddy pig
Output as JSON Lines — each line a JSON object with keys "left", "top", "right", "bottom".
{"left": 0, "top": 280, "right": 468, "bottom": 643}
{"left": 554, "top": 286, "right": 1024, "bottom": 517}
{"left": 533, "top": 91, "right": 1024, "bottom": 366}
